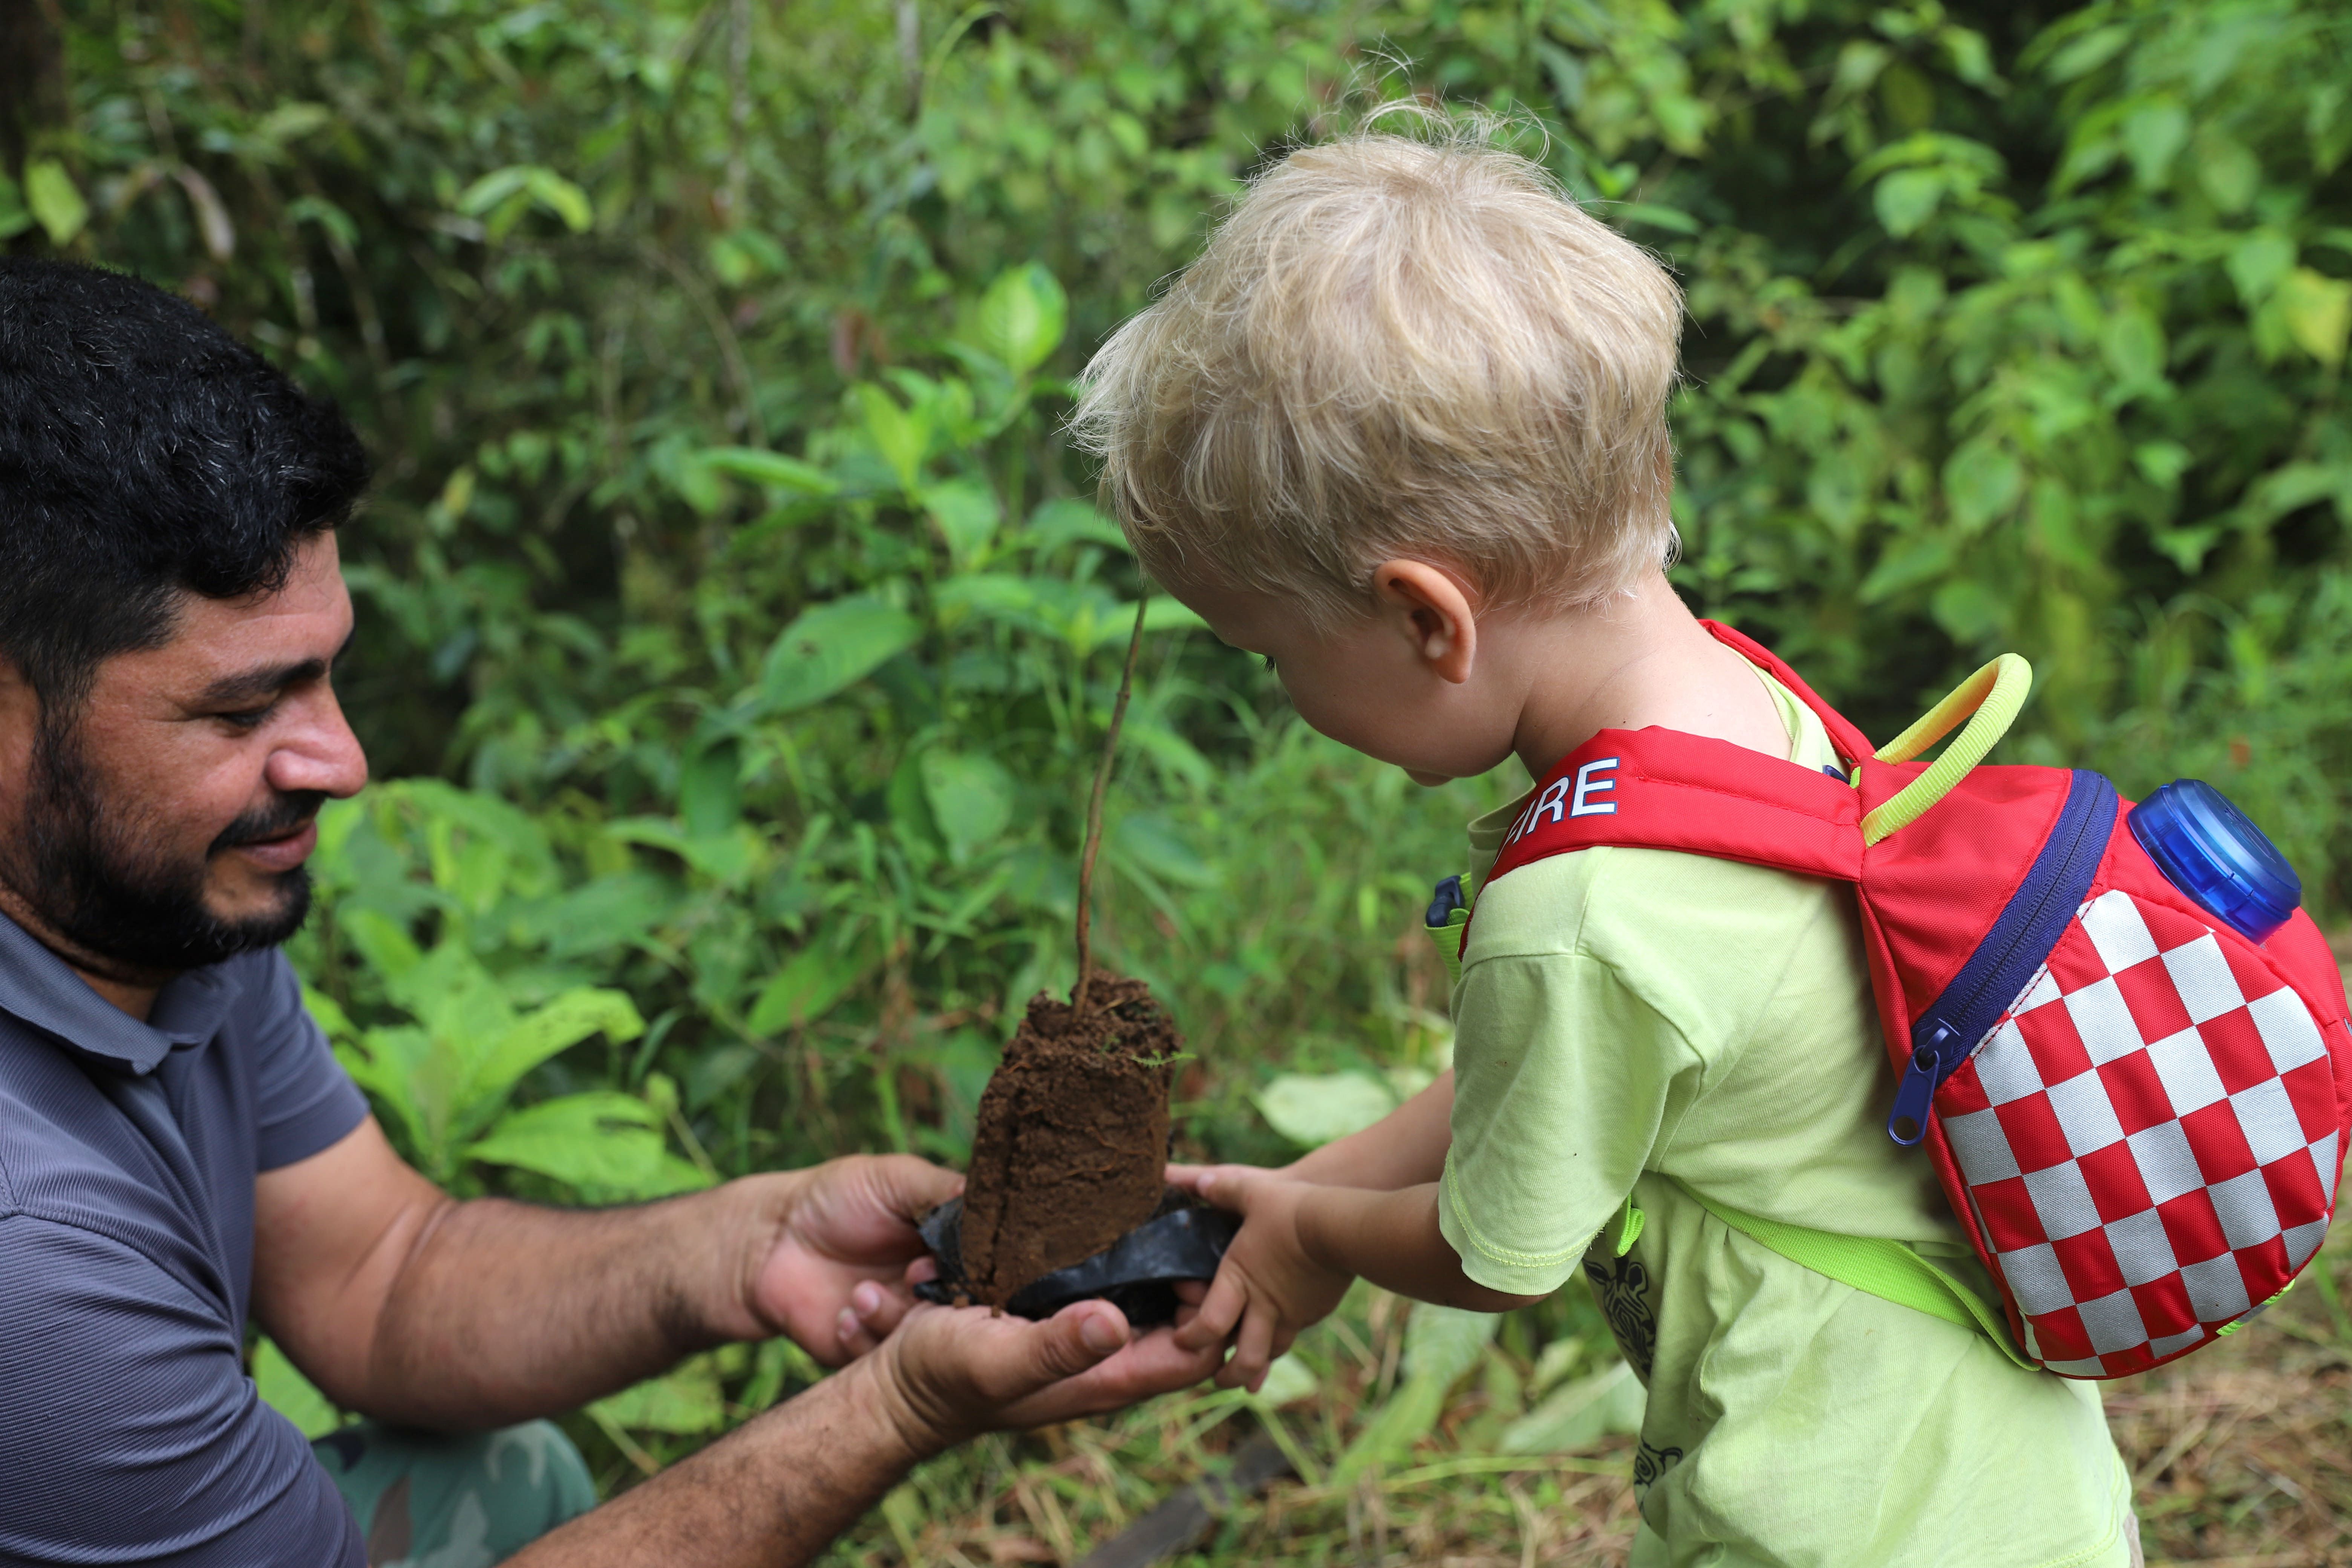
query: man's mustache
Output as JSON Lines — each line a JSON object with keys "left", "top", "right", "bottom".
{"left": 208, "top": 793, "right": 327, "bottom": 856}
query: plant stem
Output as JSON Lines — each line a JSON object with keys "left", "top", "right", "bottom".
{"left": 1073, "top": 596, "right": 1149, "bottom": 1017}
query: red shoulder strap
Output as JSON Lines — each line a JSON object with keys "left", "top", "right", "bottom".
{"left": 1478, "top": 623, "right": 1873, "bottom": 895}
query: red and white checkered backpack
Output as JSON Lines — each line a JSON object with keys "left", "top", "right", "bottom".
{"left": 1464, "top": 620, "right": 2351, "bottom": 1378}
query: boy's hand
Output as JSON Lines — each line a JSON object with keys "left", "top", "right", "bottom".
{"left": 1169, "top": 1165, "right": 1354, "bottom": 1392}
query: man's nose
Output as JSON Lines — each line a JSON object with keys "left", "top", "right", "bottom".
{"left": 266, "top": 688, "right": 370, "bottom": 800}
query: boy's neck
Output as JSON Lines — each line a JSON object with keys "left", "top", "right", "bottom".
{"left": 1504, "top": 574, "right": 1791, "bottom": 780}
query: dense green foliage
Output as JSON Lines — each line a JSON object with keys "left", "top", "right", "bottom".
{"left": 14, "top": 0, "right": 2352, "bottom": 1504}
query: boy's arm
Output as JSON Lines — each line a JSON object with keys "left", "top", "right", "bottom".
{"left": 1170, "top": 1071, "right": 1455, "bottom": 1200}
{"left": 1171, "top": 1164, "right": 1540, "bottom": 1390}
{"left": 1282, "top": 1070, "right": 1455, "bottom": 1188}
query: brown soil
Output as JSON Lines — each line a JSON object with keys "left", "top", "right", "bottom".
{"left": 957, "top": 975, "right": 1179, "bottom": 1306}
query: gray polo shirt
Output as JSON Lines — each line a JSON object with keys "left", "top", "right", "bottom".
{"left": 0, "top": 914, "right": 370, "bottom": 1565}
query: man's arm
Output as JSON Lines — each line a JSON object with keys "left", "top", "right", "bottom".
{"left": 507, "top": 1297, "right": 1220, "bottom": 1567}
{"left": 252, "top": 1116, "right": 951, "bottom": 1428}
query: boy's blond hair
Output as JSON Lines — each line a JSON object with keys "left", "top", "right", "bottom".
{"left": 1071, "top": 132, "right": 1683, "bottom": 627}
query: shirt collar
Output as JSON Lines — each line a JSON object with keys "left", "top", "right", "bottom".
{"left": 0, "top": 913, "right": 244, "bottom": 1074}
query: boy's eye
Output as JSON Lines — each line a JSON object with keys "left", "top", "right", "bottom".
{"left": 1261, "top": 655, "right": 1277, "bottom": 674}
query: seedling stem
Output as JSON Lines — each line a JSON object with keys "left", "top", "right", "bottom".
{"left": 1073, "top": 597, "right": 1148, "bottom": 1018}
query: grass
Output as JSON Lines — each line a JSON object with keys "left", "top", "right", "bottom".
{"left": 755, "top": 1236, "right": 2352, "bottom": 1568}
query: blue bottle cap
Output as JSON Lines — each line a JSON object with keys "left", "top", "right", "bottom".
{"left": 2127, "top": 779, "right": 2302, "bottom": 945}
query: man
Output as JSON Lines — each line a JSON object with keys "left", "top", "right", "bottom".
{"left": 0, "top": 259, "right": 1220, "bottom": 1566}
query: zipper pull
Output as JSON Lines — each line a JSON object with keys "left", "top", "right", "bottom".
{"left": 1886, "top": 1020, "right": 1961, "bottom": 1147}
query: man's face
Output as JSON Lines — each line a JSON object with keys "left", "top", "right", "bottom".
{"left": 0, "top": 534, "right": 369, "bottom": 973}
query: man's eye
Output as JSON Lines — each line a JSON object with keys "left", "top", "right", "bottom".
{"left": 216, "top": 706, "right": 274, "bottom": 730}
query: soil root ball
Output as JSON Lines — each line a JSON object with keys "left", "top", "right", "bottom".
{"left": 957, "top": 976, "right": 1179, "bottom": 1306}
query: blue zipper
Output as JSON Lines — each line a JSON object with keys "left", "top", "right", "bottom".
{"left": 1886, "top": 770, "right": 2119, "bottom": 1146}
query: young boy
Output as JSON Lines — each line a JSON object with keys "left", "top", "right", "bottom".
{"left": 1070, "top": 133, "right": 2139, "bottom": 1566}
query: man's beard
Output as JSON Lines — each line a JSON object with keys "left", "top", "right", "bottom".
{"left": 12, "top": 722, "right": 321, "bottom": 973}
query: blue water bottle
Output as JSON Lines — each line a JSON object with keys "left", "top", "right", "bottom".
{"left": 2127, "top": 779, "right": 2303, "bottom": 944}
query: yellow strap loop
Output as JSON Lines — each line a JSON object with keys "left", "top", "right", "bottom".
{"left": 1860, "top": 654, "right": 2034, "bottom": 846}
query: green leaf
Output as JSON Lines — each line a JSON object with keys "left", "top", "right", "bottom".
{"left": 1245, "top": 1353, "right": 1319, "bottom": 1410}
{"left": 256, "top": 101, "right": 334, "bottom": 144}
{"left": 2280, "top": 267, "right": 2352, "bottom": 365}
{"left": 468, "top": 988, "right": 646, "bottom": 1114}
{"left": 1113, "top": 813, "right": 1218, "bottom": 887}
{"left": 1873, "top": 169, "right": 1946, "bottom": 238}
{"left": 749, "top": 934, "right": 877, "bottom": 1034}
{"left": 0, "top": 172, "right": 28, "bottom": 240}
{"left": 679, "top": 738, "right": 741, "bottom": 842}
{"left": 465, "top": 1092, "right": 710, "bottom": 1198}
{"left": 285, "top": 194, "right": 359, "bottom": 249}
{"left": 2099, "top": 307, "right": 2168, "bottom": 391}
{"left": 2226, "top": 231, "right": 2297, "bottom": 306}
{"left": 23, "top": 159, "right": 88, "bottom": 246}
{"left": 971, "top": 263, "right": 1069, "bottom": 375}
{"left": 856, "top": 384, "right": 932, "bottom": 494}
{"left": 922, "top": 478, "right": 1003, "bottom": 567}
{"left": 254, "top": 1338, "right": 342, "bottom": 1440}
{"left": 1028, "top": 498, "right": 1128, "bottom": 552}
{"left": 1141, "top": 598, "right": 1207, "bottom": 632}
{"left": 1942, "top": 442, "right": 2023, "bottom": 531}
{"left": 592, "top": 1358, "right": 727, "bottom": 1435}
{"left": 934, "top": 572, "right": 1042, "bottom": 623}
{"left": 2196, "top": 133, "right": 2260, "bottom": 213}
{"left": 1499, "top": 1360, "right": 1646, "bottom": 1454}
{"left": 2121, "top": 102, "right": 2190, "bottom": 188}
{"left": 698, "top": 446, "right": 838, "bottom": 496}
{"left": 527, "top": 167, "right": 593, "bottom": 231}
{"left": 755, "top": 596, "right": 922, "bottom": 714}
{"left": 1254, "top": 1072, "right": 1397, "bottom": 1147}
{"left": 457, "top": 164, "right": 593, "bottom": 234}
{"left": 1401, "top": 1304, "right": 1498, "bottom": 1390}
{"left": 1614, "top": 202, "right": 1701, "bottom": 235}
{"left": 1331, "top": 1373, "right": 1447, "bottom": 1483}
{"left": 1929, "top": 578, "right": 2003, "bottom": 643}
{"left": 920, "top": 749, "right": 1017, "bottom": 863}
{"left": 1857, "top": 534, "right": 1955, "bottom": 604}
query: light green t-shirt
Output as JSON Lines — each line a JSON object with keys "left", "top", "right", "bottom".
{"left": 1437, "top": 668, "right": 2134, "bottom": 1568}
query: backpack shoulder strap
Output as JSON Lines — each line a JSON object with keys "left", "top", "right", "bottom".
{"left": 1666, "top": 1178, "right": 2035, "bottom": 1369}
{"left": 1477, "top": 623, "right": 1874, "bottom": 897}
{"left": 1482, "top": 725, "right": 1866, "bottom": 893}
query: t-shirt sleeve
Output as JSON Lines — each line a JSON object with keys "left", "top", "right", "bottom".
{"left": 1438, "top": 947, "right": 1707, "bottom": 1296}
{"left": 0, "top": 1214, "right": 365, "bottom": 1566}
{"left": 247, "top": 951, "right": 369, "bottom": 1171}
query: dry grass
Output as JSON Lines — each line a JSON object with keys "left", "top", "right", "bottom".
{"left": 2105, "top": 1246, "right": 2352, "bottom": 1567}
{"left": 807, "top": 1241, "right": 2352, "bottom": 1568}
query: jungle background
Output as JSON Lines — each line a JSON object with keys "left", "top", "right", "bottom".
{"left": 9, "top": 0, "right": 2352, "bottom": 1560}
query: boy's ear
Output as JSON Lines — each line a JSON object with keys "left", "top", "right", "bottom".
{"left": 1371, "top": 560, "right": 1477, "bottom": 685}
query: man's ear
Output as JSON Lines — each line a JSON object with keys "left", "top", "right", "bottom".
{"left": 1370, "top": 559, "right": 1478, "bottom": 685}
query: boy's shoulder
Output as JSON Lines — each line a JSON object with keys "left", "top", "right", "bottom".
{"left": 1464, "top": 838, "right": 1851, "bottom": 968}
{"left": 1459, "top": 841, "right": 1869, "bottom": 1064}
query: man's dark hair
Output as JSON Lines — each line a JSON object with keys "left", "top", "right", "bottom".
{"left": 0, "top": 260, "right": 369, "bottom": 714}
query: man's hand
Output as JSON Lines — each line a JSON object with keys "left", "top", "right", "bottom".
{"left": 1167, "top": 1165, "right": 1354, "bottom": 1392}
{"left": 743, "top": 1155, "right": 962, "bottom": 1366}
{"left": 865, "top": 1299, "right": 1226, "bottom": 1455}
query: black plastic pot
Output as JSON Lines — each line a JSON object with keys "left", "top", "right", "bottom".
{"left": 915, "top": 1190, "right": 1238, "bottom": 1326}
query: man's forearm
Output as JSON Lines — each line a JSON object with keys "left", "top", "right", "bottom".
{"left": 505, "top": 1354, "right": 925, "bottom": 1568}
{"left": 359, "top": 1176, "right": 793, "bottom": 1428}
{"left": 1295, "top": 1181, "right": 1536, "bottom": 1311}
